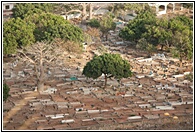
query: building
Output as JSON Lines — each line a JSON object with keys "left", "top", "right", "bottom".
{"left": 148, "top": 3, "right": 176, "bottom": 16}
{"left": 3, "top": 3, "right": 15, "bottom": 20}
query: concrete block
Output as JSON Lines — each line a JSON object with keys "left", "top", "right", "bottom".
{"left": 87, "top": 110, "right": 100, "bottom": 114}
{"left": 30, "top": 102, "right": 42, "bottom": 106}
{"left": 127, "top": 116, "right": 142, "bottom": 120}
{"left": 51, "top": 115, "right": 64, "bottom": 119}
{"left": 100, "top": 109, "right": 109, "bottom": 112}
{"left": 24, "top": 96, "right": 36, "bottom": 100}
{"left": 123, "top": 94, "right": 134, "bottom": 97}
{"left": 76, "top": 108, "right": 84, "bottom": 111}
{"left": 169, "top": 101, "right": 183, "bottom": 106}
{"left": 172, "top": 74, "right": 184, "bottom": 78}
{"left": 61, "top": 119, "right": 75, "bottom": 123}
{"left": 139, "top": 104, "right": 151, "bottom": 108}
{"left": 155, "top": 106, "right": 174, "bottom": 110}
{"left": 136, "top": 75, "right": 145, "bottom": 79}
{"left": 76, "top": 111, "right": 87, "bottom": 114}
{"left": 115, "top": 41, "right": 124, "bottom": 45}
{"left": 113, "top": 107, "right": 125, "bottom": 110}
{"left": 82, "top": 119, "right": 94, "bottom": 122}
{"left": 69, "top": 102, "right": 81, "bottom": 105}
{"left": 45, "top": 114, "right": 55, "bottom": 118}
{"left": 144, "top": 115, "right": 159, "bottom": 119}
{"left": 42, "top": 101, "right": 55, "bottom": 105}
{"left": 184, "top": 72, "right": 190, "bottom": 75}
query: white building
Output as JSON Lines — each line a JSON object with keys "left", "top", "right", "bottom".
{"left": 3, "top": 3, "right": 15, "bottom": 19}
{"left": 148, "top": 3, "right": 176, "bottom": 16}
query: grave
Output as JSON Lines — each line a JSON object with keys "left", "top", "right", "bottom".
{"left": 144, "top": 115, "right": 159, "bottom": 119}
{"left": 155, "top": 106, "right": 174, "bottom": 110}
{"left": 61, "top": 119, "right": 75, "bottom": 124}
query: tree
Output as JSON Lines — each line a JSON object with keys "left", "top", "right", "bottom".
{"left": 174, "top": 15, "right": 193, "bottom": 30}
{"left": 88, "top": 18, "right": 100, "bottom": 28}
{"left": 24, "top": 12, "right": 84, "bottom": 43}
{"left": 136, "top": 38, "right": 156, "bottom": 56}
{"left": 13, "top": 3, "right": 55, "bottom": 19}
{"left": 171, "top": 29, "right": 193, "bottom": 67}
{"left": 119, "top": 10, "right": 156, "bottom": 42}
{"left": 82, "top": 53, "right": 132, "bottom": 88}
{"left": 109, "top": 3, "right": 150, "bottom": 19}
{"left": 17, "top": 41, "right": 65, "bottom": 92}
{"left": 3, "top": 83, "right": 10, "bottom": 102}
{"left": 3, "top": 18, "right": 35, "bottom": 55}
{"left": 100, "top": 13, "right": 116, "bottom": 41}
{"left": 124, "top": 3, "right": 149, "bottom": 14}
{"left": 85, "top": 27, "right": 101, "bottom": 43}
{"left": 108, "top": 3, "right": 126, "bottom": 18}
{"left": 169, "top": 15, "right": 193, "bottom": 66}
{"left": 182, "top": 3, "right": 193, "bottom": 13}
{"left": 143, "top": 17, "right": 173, "bottom": 50}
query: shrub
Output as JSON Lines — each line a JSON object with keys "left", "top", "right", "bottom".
{"left": 3, "top": 83, "right": 10, "bottom": 101}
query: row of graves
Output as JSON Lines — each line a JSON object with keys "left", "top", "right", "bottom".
{"left": 3, "top": 35, "right": 193, "bottom": 130}
{"left": 3, "top": 59, "right": 193, "bottom": 130}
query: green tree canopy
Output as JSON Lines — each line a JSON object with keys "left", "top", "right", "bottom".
{"left": 168, "top": 15, "right": 193, "bottom": 62}
{"left": 24, "top": 13, "right": 84, "bottom": 43}
{"left": 3, "top": 83, "right": 10, "bottom": 102}
{"left": 119, "top": 10, "right": 156, "bottom": 42}
{"left": 120, "top": 11, "right": 193, "bottom": 62}
{"left": 136, "top": 38, "right": 156, "bottom": 56}
{"left": 82, "top": 53, "right": 132, "bottom": 88}
{"left": 3, "top": 18, "right": 35, "bottom": 55}
{"left": 13, "top": 3, "right": 55, "bottom": 19}
{"left": 100, "top": 13, "right": 116, "bottom": 41}
{"left": 171, "top": 15, "right": 193, "bottom": 30}
{"left": 142, "top": 17, "right": 173, "bottom": 50}
{"left": 108, "top": 3, "right": 150, "bottom": 18}
{"left": 171, "top": 28, "right": 193, "bottom": 64}
{"left": 182, "top": 3, "right": 193, "bottom": 9}
{"left": 124, "top": 3, "right": 149, "bottom": 14}
{"left": 88, "top": 18, "right": 100, "bottom": 28}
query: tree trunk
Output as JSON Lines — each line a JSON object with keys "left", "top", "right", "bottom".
{"left": 161, "top": 44, "right": 164, "bottom": 51}
{"left": 89, "top": 3, "right": 93, "bottom": 19}
{"left": 179, "top": 58, "right": 183, "bottom": 68}
{"left": 142, "top": 3, "right": 145, "bottom": 10}
{"left": 37, "top": 80, "right": 44, "bottom": 92}
{"left": 104, "top": 74, "right": 107, "bottom": 88}
{"left": 37, "top": 55, "right": 45, "bottom": 92}
{"left": 82, "top": 3, "right": 87, "bottom": 24}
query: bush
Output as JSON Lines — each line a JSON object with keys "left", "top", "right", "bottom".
{"left": 3, "top": 83, "right": 10, "bottom": 101}
{"left": 88, "top": 18, "right": 100, "bottom": 28}
{"left": 185, "top": 73, "right": 193, "bottom": 82}
{"left": 136, "top": 38, "right": 156, "bottom": 56}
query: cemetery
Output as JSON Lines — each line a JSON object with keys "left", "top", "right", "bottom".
{"left": 3, "top": 2, "right": 193, "bottom": 130}
{"left": 3, "top": 27, "right": 193, "bottom": 130}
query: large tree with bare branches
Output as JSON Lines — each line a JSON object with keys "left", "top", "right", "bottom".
{"left": 17, "top": 41, "right": 64, "bottom": 92}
